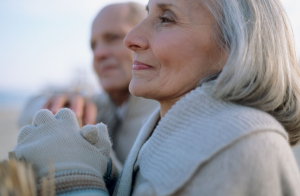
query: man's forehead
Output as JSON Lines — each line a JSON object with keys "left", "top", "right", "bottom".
{"left": 91, "top": 6, "right": 133, "bottom": 40}
{"left": 94, "top": 4, "right": 129, "bottom": 25}
{"left": 92, "top": 17, "right": 129, "bottom": 36}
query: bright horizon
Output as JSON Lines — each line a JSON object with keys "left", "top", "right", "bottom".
{"left": 0, "top": 0, "right": 299, "bottom": 95}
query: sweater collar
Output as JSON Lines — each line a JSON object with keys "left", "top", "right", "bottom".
{"left": 116, "top": 84, "right": 287, "bottom": 196}
{"left": 115, "top": 108, "right": 160, "bottom": 196}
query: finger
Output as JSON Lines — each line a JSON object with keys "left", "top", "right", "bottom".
{"left": 55, "top": 108, "right": 79, "bottom": 129}
{"left": 80, "top": 125, "right": 98, "bottom": 145}
{"left": 77, "top": 118, "right": 83, "bottom": 129}
{"left": 42, "top": 97, "right": 53, "bottom": 110}
{"left": 32, "top": 109, "right": 55, "bottom": 127}
{"left": 50, "top": 94, "right": 69, "bottom": 114}
{"left": 17, "top": 125, "right": 36, "bottom": 143}
{"left": 95, "top": 123, "right": 111, "bottom": 154}
{"left": 70, "top": 95, "right": 84, "bottom": 119}
{"left": 83, "top": 101, "right": 97, "bottom": 125}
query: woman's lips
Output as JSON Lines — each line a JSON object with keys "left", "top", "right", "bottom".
{"left": 132, "top": 61, "right": 153, "bottom": 70}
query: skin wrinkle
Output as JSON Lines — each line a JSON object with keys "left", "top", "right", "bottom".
{"left": 148, "top": 1, "right": 189, "bottom": 27}
{"left": 125, "top": 0, "right": 226, "bottom": 117}
{"left": 150, "top": 24, "right": 216, "bottom": 101}
{"left": 187, "top": 2, "right": 213, "bottom": 23}
{"left": 153, "top": 29, "right": 208, "bottom": 102}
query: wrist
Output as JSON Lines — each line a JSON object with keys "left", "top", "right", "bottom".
{"left": 104, "top": 157, "right": 119, "bottom": 195}
{"left": 37, "top": 170, "right": 108, "bottom": 195}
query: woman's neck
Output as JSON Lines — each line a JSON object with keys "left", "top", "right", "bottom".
{"left": 159, "top": 97, "right": 183, "bottom": 117}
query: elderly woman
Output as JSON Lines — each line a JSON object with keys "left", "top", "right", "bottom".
{"left": 12, "top": 0, "right": 300, "bottom": 195}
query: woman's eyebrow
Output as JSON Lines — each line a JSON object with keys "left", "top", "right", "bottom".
{"left": 146, "top": 3, "right": 178, "bottom": 12}
{"left": 157, "top": 3, "right": 174, "bottom": 10}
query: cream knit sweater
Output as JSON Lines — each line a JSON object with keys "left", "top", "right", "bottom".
{"left": 114, "top": 83, "right": 300, "bottom": 196}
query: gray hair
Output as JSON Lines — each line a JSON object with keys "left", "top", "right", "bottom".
{"left": 202, "top": 0, "right": 300, "bottom": 145}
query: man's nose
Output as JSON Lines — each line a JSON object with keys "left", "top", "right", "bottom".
{"left": 93, "top": 44, "right": 111, "bottom": 60}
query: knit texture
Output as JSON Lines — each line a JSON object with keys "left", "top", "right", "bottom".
{"left": 114, "top": 82, "right": 299, "bottom": 196}
{"left": 17, "top": 92, "right": 159, "bottom": 170}
{"left": 113, "top": 108, "right": 160, "bottom": 196}
{"left": 13, "top": 108, "right": 111, "bottom": 195}
{"left": 94, "top": 93, "right": 159, "bottom": 165}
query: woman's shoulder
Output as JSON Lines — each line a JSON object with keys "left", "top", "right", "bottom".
{"left": 137, "top": 93, "right": 291, "bottom": 195}
{"left": 217, "top": 130, "right": 293, "bottom": 166}
{"left": 175, "top": 131, "right": 300, "bottom": 196}
{"left": 175, "top": 84, "right": 283, "bottom": 128}
{"left": 168, "top": 84, "right": 288, "bottom": 141}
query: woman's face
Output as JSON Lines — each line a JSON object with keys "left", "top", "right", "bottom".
{"left": 124, "top": 0, "right": 224, "bottom": 102}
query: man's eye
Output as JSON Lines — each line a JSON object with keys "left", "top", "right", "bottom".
{"left": 109, "top": 35, "right": 123, "bottom": 41}
{"left": 105, "top": 35, "right": 122, "bottom": 42}
{"left": 111, "top": 35, "right": 120, "bottom": 40}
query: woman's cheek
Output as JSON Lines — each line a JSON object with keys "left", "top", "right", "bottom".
{"left": 153, "top": 30, "right": 191, "bottom": 64}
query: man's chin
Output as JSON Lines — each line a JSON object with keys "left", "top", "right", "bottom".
{"left": 101, "top": 80, "right": 130, "bottom": 93}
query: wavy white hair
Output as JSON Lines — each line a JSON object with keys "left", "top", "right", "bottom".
{"left": 202, "top": 0, "right": 300, "bottom": 145}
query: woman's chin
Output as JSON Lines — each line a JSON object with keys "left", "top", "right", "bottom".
{"left": 129, "top": 79, "right": 152, "bottom": 99}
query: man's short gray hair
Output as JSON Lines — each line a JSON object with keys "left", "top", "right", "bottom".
{"left": 202, "top": 0, "right": 300, "bottom": 145}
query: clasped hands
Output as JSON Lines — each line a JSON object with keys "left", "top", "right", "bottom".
{"left": 13, "top": 108, "right": 112, "bottom": 194}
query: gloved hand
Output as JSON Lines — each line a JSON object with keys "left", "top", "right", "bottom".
{"left": 13, "top": 108, "right": 111, "bottom": 195}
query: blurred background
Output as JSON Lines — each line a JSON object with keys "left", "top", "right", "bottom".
{"left": 0, "top": 0, "right": 147, "bottom": 160}
{"left": 0, "top": 0, "right": 300, "bottom": 165}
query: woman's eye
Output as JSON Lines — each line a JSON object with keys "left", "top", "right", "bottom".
{"left": 159, "top": 16, "right": 173, "bottom": 23}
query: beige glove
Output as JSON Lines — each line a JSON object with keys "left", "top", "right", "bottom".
{"left": 13, "top": 108, "right": 111, "bottom": 195}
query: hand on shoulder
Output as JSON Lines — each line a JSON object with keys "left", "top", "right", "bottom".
{"left": 43, "top": 93, "right": 97, "bottom": 126}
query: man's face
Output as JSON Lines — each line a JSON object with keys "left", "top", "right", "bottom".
{"left": 91, "top": 5, "right": 135, "bottom": 94}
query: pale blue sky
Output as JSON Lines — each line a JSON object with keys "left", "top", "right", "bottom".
{"left": 0, "top": 0, "right": 299, "bottom": 94}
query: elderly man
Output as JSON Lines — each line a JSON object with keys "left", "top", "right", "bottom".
{"left": 18, "top": 2, "right": 159, "bottom": 168}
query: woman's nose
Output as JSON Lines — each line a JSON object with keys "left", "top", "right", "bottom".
{"left": 124, "top": 22, "right": 149, "bottom": 52}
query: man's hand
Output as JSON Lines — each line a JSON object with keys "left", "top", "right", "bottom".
{"left": 43, "top": 93, "right": 97, "bottom": 125}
